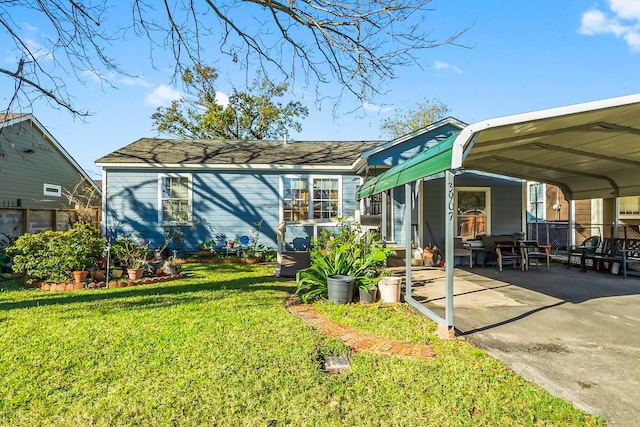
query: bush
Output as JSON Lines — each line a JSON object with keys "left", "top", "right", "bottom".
{"left": 110, "top": 234, "right": 149, "bottom": 269}
{"left": 8, "top": 223, "right": 106, "bottom": 284}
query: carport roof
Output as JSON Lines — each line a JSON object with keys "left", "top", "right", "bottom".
{"left": 358, "top": 93, "right": 640, "bottom": 200}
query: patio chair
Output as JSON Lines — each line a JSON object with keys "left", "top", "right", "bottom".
{"left": 568, "top": 236, "right": 601, "bottom": 272}
{"left": 453, "top": 237, "right": 472, "bottom": 267}
{"left": 519, "top": 240, "right": 551, "bottom": 271}
{"left": 495, "top": 241, "right": 521, "bottom": 271}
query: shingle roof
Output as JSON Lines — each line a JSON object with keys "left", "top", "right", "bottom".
{"left": 0, "top": 113, "right": 27, "bottom": 124}
{"left": 96, "top": 138, "right": 385, "bottom": 166}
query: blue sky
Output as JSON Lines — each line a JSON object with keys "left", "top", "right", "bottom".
{"left": 3, "top": 0, "right": 640, "bottom": 178}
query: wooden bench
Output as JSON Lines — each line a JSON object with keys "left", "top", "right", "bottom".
{"left": 583, "top": 237, "right": 640, "bottom": 279}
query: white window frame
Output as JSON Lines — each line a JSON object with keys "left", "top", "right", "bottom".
{"left": 454, "top": 187, "right": 491, "bottom": 238}
{"left": 43, "top": 183, "right": 61, "bottom": 197}
{"left": 279, "top": 175, "right": 342, "bottom": 222}
{"left": 527, "top": 182, "right": 546, "bottom": 220}
{"left": 619, "top": 196, "right": 640, "bottom": 218}
{"left": 158, "top": 173, "right": 193, "bottom": 225}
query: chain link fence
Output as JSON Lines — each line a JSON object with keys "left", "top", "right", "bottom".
{"left": 527, "top": 221, "right": 640, "bottom": 255}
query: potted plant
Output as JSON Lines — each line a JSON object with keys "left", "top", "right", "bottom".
{"left": 163, "top": 256, "right": 181, "bottom": 275}
{"left": 111, "top": 235, "right": 148, "bottom": 280}
{"left": 295, "top": 218, "right": 392, "bottom": 304}
{"left": 227, "top": 237, "right": 239, "bottom": 249}
{"left": 198, "top": 240, "right": 214, "bottom": 257}
{"left": 110, "top": 264, "right": 123, "bottom": 279}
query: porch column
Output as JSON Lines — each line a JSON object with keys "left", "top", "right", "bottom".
{"left": 442, "top": 170, "right": 455, "bottom": 338}
{"left": 614, "top": 197, "right": 620, "bottom": 237}
{"left": 381, "top": 191, "right": 388, "bottom": 242}
{"left": 405, "top": 183, "right": 412, "bottom": 298}
{"left": 568, "top": 200, "right": 574, "bottom": 260}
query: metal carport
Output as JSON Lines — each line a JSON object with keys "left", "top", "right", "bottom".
{"left": 357, "top": 93, "right": 640, "bottom": 337}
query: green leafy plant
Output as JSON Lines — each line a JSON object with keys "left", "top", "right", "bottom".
{"left": 111, "top": 234, "right": 148, "bottom": 269}
{"left": 295, "top": 218, "right": 392, "bottom": 303}
{"left": 8, "top": 223, "right": 105, "bottom": 283}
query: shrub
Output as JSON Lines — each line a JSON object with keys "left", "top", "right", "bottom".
{"left": 8, "top": 223, "right": 106, "bottom": 284}
{"left": 111, "top": 234, "right": 148, "bottom": 269}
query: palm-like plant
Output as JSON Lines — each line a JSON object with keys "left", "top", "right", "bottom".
{"left": 295, "top": 219, "right": 391, "bottom": 303}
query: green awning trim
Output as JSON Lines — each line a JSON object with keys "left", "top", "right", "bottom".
{"left": 357, "top": 132, "right": 458, "bottom": 200}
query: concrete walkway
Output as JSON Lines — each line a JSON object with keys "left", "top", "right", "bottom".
{"left": 408, "top": 264, "right": 640, "bottom": 427}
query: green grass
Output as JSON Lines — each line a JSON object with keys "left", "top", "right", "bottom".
{"left": 0, "top": 263, "right": 604, "bottom": 426}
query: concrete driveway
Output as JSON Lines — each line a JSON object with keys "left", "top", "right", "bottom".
{"left": 409, "top": 265, "right": 640, "bottom": 427}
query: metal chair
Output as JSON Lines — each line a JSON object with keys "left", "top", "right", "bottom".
{"left": 568, "top": 236, "right": 601, "bottom": 272}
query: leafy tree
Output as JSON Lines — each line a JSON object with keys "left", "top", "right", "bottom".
{"left": 380, "top": 98, "right": 452, "bottom": 139}
{"left": 151, "top": 66, "right": 308, "bottom": 140}
{"left": 1, "top": 1, "right": 470, "bottom": 117}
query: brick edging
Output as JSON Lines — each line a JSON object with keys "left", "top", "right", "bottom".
{"left": 31, "top": 272, "right": 185, "bottom": 292}
{"left": 285, "top": 295, "right": 435, "bottom": 360}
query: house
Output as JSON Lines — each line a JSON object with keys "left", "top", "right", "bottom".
{"left": 96, "top": 138, "right": 383, "bottom": 253}
{"left": 96, "top": 117, "right": 526, "bottom": 258}
{"left": 527, "top": 181, "right": 640, "bottom": 247}
{"left": 358, "top": 118, "right": 524, "bottom": 252}
{"left": 0, "top": 113, "right": 101, "bottom": 241}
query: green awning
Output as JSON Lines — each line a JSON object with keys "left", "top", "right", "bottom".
{"left": 357, "top": 132, "right": 458, "bottom": 199}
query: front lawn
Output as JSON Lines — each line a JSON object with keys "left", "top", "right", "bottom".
{"left": 0, "top": 263, "right": 604, "bottom": 426}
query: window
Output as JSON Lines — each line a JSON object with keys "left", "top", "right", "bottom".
{"left": 455, "top": 187, "right": 490, "bottom": 239}
{"left": 281, "top": 176, "right": 341, "bottom": 221}
{"left": 313, "top": 178, "right": 339, "bottom": 219}
{"left": 43, "top": 183, "right": 61, "bottom": 197}
{"left": 620, "top": 196, "right": 640, "bottom": 216}
{"left": 528, "top": 182, "right": 545, "bottom": 220}
{"left": 159, "top": 174, "right": 192, "bottom": 223}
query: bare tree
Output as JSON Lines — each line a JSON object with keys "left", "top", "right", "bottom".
{"left": 1, "top": 1, "right": 471, "bottom": 117}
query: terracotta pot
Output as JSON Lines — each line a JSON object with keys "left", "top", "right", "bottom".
{"left": 73, "top": 270, "right": 88, "bottom": 284}
{"left": 127, "top": 268, "right": 144, "bottom": 280}
{"left": 111, "top": 269, "right": 123, "bottom": 279}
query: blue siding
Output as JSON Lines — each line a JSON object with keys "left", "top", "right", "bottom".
{"left": 105, "top": 169, "right": 363, "bottom": 252}
{"left": 367, "top": 124, "right": 461, "bottom": 166}
{"left": 422, "top": 173, "right": 524, "bottom": 250}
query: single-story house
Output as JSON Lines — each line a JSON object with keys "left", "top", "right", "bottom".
{"left": 0, "top": 113, "right": 101, "bottom": 240}
{"left": 96, "top": 117, "right": 526, "bottom": 258}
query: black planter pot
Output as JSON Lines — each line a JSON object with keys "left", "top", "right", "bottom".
{"left": 327, "top": 274, "right": 355, "bottom": 304}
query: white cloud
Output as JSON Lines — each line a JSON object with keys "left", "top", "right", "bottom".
{"left": 579, "top": 1, "right": 640, "bottom": 51}
{"left": 434, "top": 60, "right": 462, "bottom": 74}
{"left": 81, "top": 69, "right": 102, "bottom": 83}
{"left": 216, "top": 91, "right": 229, "bottom": 107}
{"left": 120, "top": 76, "right": 153, "bottom": 87}
{"left": 145, "top": 84, "right": 182, "bottom": 107}
{"left": 362, "top": 102, "right": 394, "bottom": 113}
